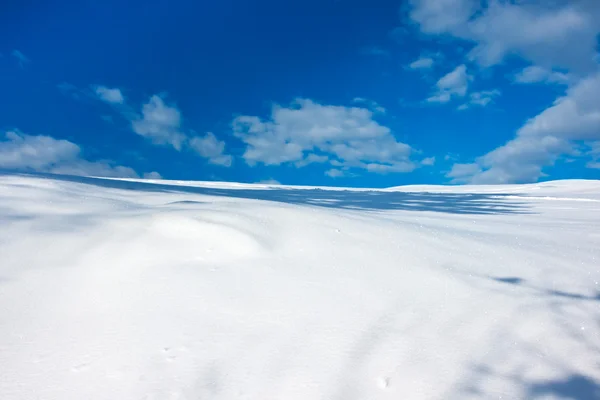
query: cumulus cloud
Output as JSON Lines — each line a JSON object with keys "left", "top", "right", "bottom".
{"left": 89, "top": 91, "right": 233, "bottom": 166}
{"left": 409, "top": 0, "right": 600, "bottom": 73}
{"left": 0, "top": 131, "right": 79, "bottom": 170}
{"left": 408, "top": 0, "right": 600, "bottom": 183}
{"left": 188, "top": 132, "right": 233, "bottom": 166}
{"left": 232, "top": 99, "right": 418, "bottom": 176}
{"left": 517, "top": 73, "right": 600, "bottom": 140}
{"left": 0, "top": 130, "right": 158, "bottom": 178}
{"left": 131, "top": 95, "right": 186, "bottom": 150}
{"left": 58, "top": 83, "right": 233, "bottom": 167}
{"left": 427, "top": 64, "right": 471, "bottom": 103}
{"left": 447, "top": 73, "right": 600, "bottom": 183}
{"left": 94, "top": 86, "right": 125, "bottom": 104}
{"left": 449, "top": 136, "right": 571, "bottom": 184}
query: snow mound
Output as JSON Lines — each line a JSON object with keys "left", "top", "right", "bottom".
{"left": 1, "top": 173, "right": 599, "bottom": 400}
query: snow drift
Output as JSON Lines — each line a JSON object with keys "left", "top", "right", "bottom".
{"left": 1, "top": 173, "right": 599, "bottom": 399}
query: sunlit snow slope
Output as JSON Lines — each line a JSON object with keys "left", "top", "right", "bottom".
{"left": 1, "top": 173, "right": 599, "bottom": 400}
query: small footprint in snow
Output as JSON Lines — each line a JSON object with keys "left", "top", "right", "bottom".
{"left": 72, "top": 362, "right": 91, "bottom": 372}
{"left": 162, "top": 346, "right": 189, "bottom": 362}
{"left": 378, "top": 376, "right": 391, "bottom": 389}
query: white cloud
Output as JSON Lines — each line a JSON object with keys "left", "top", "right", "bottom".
{"left": 0, "top": 130, "right": 157, "bottom": 178}
{"left": 188, "top": 132, "right": 233, "bottom": 167}
{"left": 131, "top": 95, "right": 186, "bottom": 150}
{"left": 514, "top": 66, "right": 570, "bottom": 85}
{"left": 407, "top": 1, "right": 600, "bottom": 183}
{"left": 454, "top": 135, "right": 571, "bottom": 184}
{"left": 325, "top": 168, "right": 345, "bottom": 178}
{"left": 0, "top": 131, "right": 79, "bottom": 170}
{"left": 60, "top": 84, "right": 233, "bottom": 166}
{"left": 437, "top": 65, "right": 469, "bottom": 95}
{"left": 365, "top": 161, "right": 415, "bottom": 173}
{"left": 421, "top": 156, "right": 436, "bottom": 166}
{"left": 51, "top": 162, "right": 139, "bottom": 178}
{"left": 409, "top": 56, "right": 434, "bottom": 69}
{"left": 232, "top": 99, "right": 418, "bottom": 175}
{"left": 517, "top": 73, "right": 600, "bottom": 140}
{"left": 11, "top": 50, "right": 30, "bottom": 68}
{"left": 446, "top": 163, "right": 482, "bottom": 182}
{"left": 352, "top": 97, "right": 386, "bottom": 114}
{"left": 295, "top": 153, "right": 329, "bottom": 168}
{"left": 409, "top": 0, "right": 479, "bottom": 35}
{"left": 257, "top": 178, "right": 281, "bottom": 184}
{"left": 363, "top": 47, "right": 390, "bottom": 57}
{"left": 583, "top": 141, "right": 600, "bottom": 168}
{"left": 588, "top": 141, "right": 600, "bottom": 155}
{"left": 447, "top": 72, "right": 600, "bottom": 183}
{"left": 94, "top": 86, "right": 125, "bottom": 104}
{"left": 427, "top": 64, "right": 471, "bottom": 103}
{"left": 458, "top": 89, "right": 501, "bottom": 110}
{"left": 57, "top": 82, "right": 81, "bottom": 99}
{"left": 143, "top": 171, "right": 163, "bottom": 179}
{"left": 587, "top": 161, "right": 600, "bottom": 169}
{"left": 426, "top": 92, "right": 452, "bottom": 104}
{"left": 409, "top": 0, "right": 600, "bottom": 73}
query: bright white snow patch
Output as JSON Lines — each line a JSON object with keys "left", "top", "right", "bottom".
{"left": 1, "top": 173, "right": 599, "bottom": 399}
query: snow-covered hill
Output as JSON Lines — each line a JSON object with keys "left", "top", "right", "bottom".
{"left": 1, "top": 173, "right": 599, "bottom": 400}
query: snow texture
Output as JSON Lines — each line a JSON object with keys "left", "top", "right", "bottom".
{"left": 1, "top": 172, "right": 599, "bottom": 399}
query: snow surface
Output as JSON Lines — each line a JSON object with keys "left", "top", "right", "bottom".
{"left": 1, "top": 173, "right": 599, "bottom": 400}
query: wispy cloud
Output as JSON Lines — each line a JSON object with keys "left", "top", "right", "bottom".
{"left": 352, "top": 97, "right": 386, "bottom": 114}
{"left": 57, "top": 82, "right": 81, "bottom": 100}
{"left": 427, "top": 64, "right": 471, "bottom": 103}
{"left": 93, "top": 85, "right": 125, "bottom": 104}
{"left": 420, "top": 156, "right": 436, "bottom": 166}
{"left": 513, "top": 66, "right": 570, "bottom": 85}
{"left": 408, "top": 56, "right": 434, "bottom": 70}
{"left": 11, "top": 50, "right": 30, "bottom": 68}
{"left": 457, "top": 89, "right": 501, "bottom": 110}
{"left": 361, "top": 46, "right": 390, "bottom": 57}
{"left": 325, "top": 168, "right": 345, "bottom": 178}
{"left": 257, "top": 178, "right": 281, "bottom": 184}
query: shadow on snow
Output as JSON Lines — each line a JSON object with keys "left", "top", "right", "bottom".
{"left": 527, "top": 374, "right": 600, "bottom": 399}
{"left": 492, "top": 276, "right": 600, "bottom": 302}
{"left": 6, "top": 172, "right": 533, "bottom": 216}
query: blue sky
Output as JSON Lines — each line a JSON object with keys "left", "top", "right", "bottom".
{"left": 1, "top": 0, "right": 599, "bottom": 187}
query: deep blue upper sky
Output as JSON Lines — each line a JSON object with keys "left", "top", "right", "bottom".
{"left": 1, "top": 0, "right": 599, "bottom": 186}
